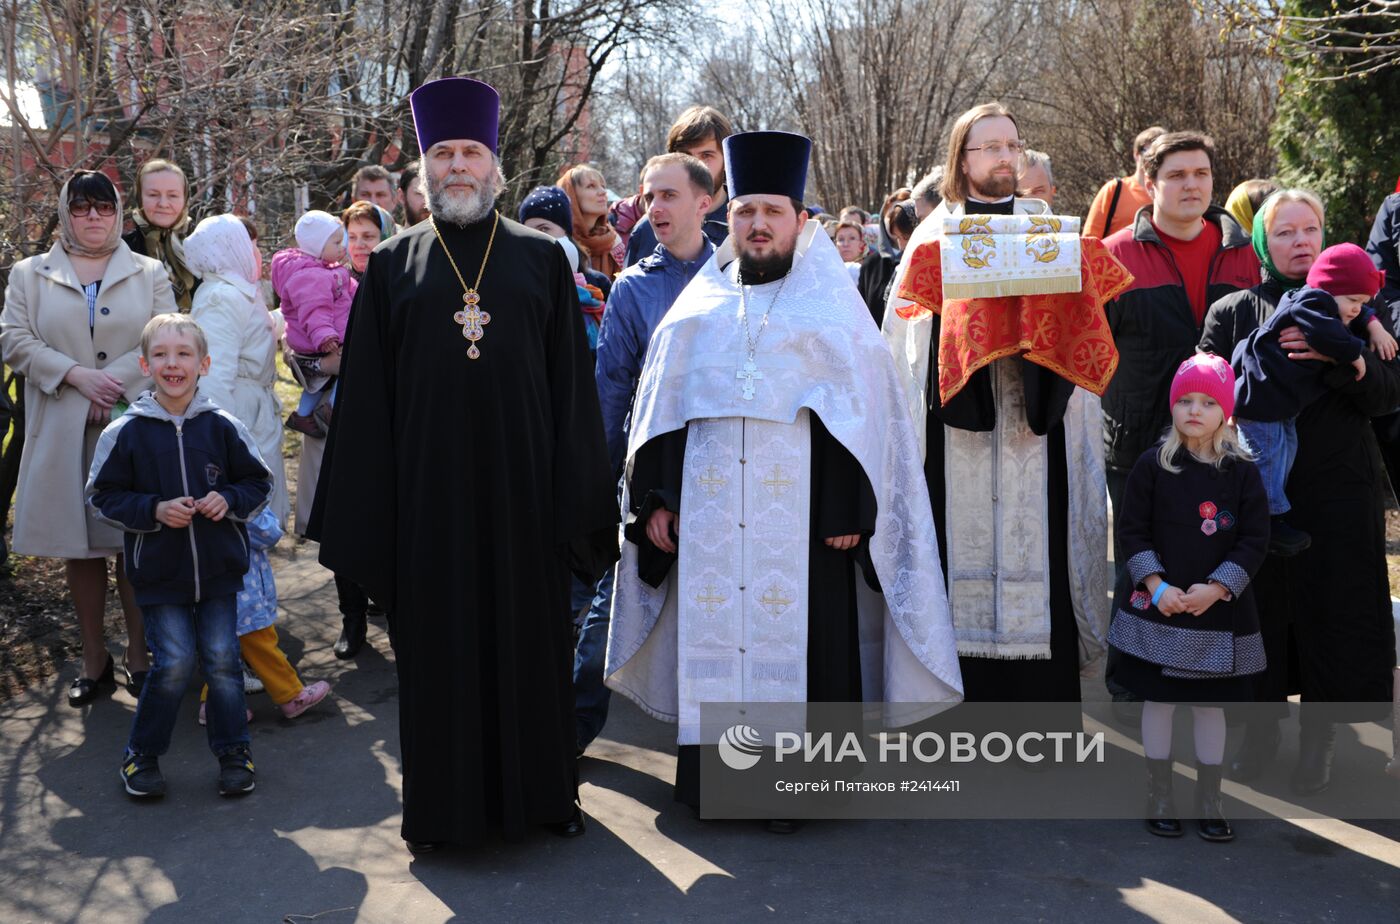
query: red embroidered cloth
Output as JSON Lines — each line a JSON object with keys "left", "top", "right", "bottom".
{"left": 896, "top": 236, "right": 1133, "bottom": 404}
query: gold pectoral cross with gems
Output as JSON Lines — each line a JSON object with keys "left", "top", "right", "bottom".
{"left": 453, "top": 290, "right": 491, "bottom": 360}
{"left": 737, "top": 356, "right": 763, "bottom": 400}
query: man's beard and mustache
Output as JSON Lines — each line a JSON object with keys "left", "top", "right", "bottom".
{"left": 735, "top": 226, "right": 800, "bottom": 282}
{"left": 425, "top": 170, "right": 498, "bottom": 225}
{"left": 967, "top": 166, "right": 1017, "bottom": 201}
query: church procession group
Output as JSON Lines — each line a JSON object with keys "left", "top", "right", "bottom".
{"left": 5, "top": 74, "right": 1399, "bottom": 855}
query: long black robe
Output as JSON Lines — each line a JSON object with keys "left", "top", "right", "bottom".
{"left": 1198, "top": 283, "right": 1399, "bottom": 719}
{"left": 920, "top": 197, "right": 1082, "bottom": 703}
{"left": 309, "top": 215, "right": 618, "bottom": 844}
{"left": 629, "top": 415, "right": 877, "bottom": 807}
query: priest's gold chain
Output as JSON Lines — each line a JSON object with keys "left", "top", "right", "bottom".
{"left": 431, "top": 211, "right": 500, "bottom": 359}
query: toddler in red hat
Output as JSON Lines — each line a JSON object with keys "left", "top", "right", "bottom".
{"left": 1231, "top": 242, "right": 1386, "bottom": 555}
{"left": 1108, "top": 351, "right": 1269, "bottom": 843}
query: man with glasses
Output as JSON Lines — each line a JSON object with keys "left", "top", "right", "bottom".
{"left": 882, "top": 103, "right": 1111, "bottom": 709}
{"left": 1085, "top": 126, "right": 1167, "bottom": 240}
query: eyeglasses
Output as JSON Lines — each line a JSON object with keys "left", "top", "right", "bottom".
{"left": 963, "top": 141, "right": 1026, "bottom": 157}
{"left": 68, "top": 199, "right": 117, "bottom": 217}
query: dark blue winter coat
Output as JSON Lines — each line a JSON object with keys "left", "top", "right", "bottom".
{"left": 1232, "top": 286, "right": 1366, "bottom": 422}
{"left": 87, "top": 390, "right": 272, "bottom": 605}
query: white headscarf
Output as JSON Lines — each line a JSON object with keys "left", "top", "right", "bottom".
{"left": 183, "top": 214, "right": 260, "bottom": 299}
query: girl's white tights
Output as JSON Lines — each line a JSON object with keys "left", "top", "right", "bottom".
{"left": 1141, "top": 701, "right": 1227, "bottom": 765}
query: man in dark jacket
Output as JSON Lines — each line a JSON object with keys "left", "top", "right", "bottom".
{"left": 623, "top": 106, "right": 733, "bottom": 266}
{"left": 575, "top": 153, "right": 717, "bottom": 754}
{"left": 1366, "top": 192, "right": 1400, "bottom": 317}
{"left": 1102, "top": 131, "right": 1260, "bottom": 519}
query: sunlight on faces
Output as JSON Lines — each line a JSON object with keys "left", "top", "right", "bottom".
{"left": 834, "top": 225, "right": 865, "bottom": 263}
{"left": 962, "top": 115, "right": 1020, "bottom": 201}
{"left": 1335, "top": 293, "right": 1370, "bottom": 325}
{"left": 729, "top": 194, "right": 806, "bottom": 278}
{"left": 642, "top": 163, "right": 711, "bottom": 248}
{"left": 140, "top": 169, "right": 186, "bottom": 229}
{"left": 523, "top": 216, "right": 569, "bottom": 238}
{"left": 1147, "top": 150, "right": 1213, "bottom": 227}
{"left": 319, "top": 231, "right": 347, "bottom": 265}
{"left": 70, "top": 200, "right": 117, "bottom": 250}
{"left": 574, "top": 169, "right": 610, "bottom": 218}
{"left": 424, "top": 139, "right": 501, "bottom": 226}
{"left": 140, "top": 326, "right": 210, "bottom": 413}
{"left": 353, "top": 178, "right": 398, "bottom": 212}
{"left": 1172, "top": 392, "right": 1225, "bottom": 451}
{"left": 345, "top": 217, "right": 380, "bottom": 273}
{"left": 1017, "top": 162, "right": 1055, "bottom": 208}
{"left": 1266, "top": 200, "right": 1324, "bottom": 279}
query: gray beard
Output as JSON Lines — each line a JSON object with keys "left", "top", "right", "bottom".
{"left": 426, "top": 173, "right": 497, "bottom": 226}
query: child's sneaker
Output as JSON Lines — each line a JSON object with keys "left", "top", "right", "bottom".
{"left": 198, "top": 701, "right": 255, "bottom": 726}
{"left": 217, "top": 747, "right": 256, "bottom": 796}
{"left": 1269, "top": 516, "right": 1311, "bottom": 557}
{"left": 120, "top": 752, "right": 166, "bottom": 798}
{"left": 280, "top": 680, "right": 331, "bottom": 719}
{"left": 285, "top": 411, "right": 327, "bottom": 438}
{"left": 243, "top": 661, "right": 265, "bottom": 694}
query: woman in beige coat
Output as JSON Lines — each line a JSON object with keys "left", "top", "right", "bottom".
{"left": 1, "top": 170, "right": 175, "bottom": 705}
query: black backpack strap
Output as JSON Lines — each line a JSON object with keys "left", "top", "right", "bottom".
{"left": 1101, "top": 178, "right": 1124, "bottom": 238}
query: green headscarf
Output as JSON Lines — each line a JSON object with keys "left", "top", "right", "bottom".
{"left": 1252, "top": 194, "right": 1325, "bottom": 291}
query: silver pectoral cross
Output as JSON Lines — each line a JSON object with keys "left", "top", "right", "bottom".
{"left": 737, "top": 356, "right": 763, "bottom": 400}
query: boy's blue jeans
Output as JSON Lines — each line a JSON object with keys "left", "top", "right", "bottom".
{"left": 572, "top": 567, "right": 614, "bottom": 751}
{"left": 126, "top": 594, "right": 249, "bottom": 759}
{"left": 1236, "top": 417, "right": 1297, "bottom": 516}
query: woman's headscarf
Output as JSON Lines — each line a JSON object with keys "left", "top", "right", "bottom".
{"left": 183, "top": 214, "right": 260, "bottom": 299}
{"left": 57, "top": 172, "right": 123, "bottom": 259}
{"left": 131, "top": 166, "right": 197, "bottom": 310}
{"left": 1252, "top": 190, "right": 1326, "bottom": 291}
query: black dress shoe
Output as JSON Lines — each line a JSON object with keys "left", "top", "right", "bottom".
{"left": 1228, "top": 720, "right": 1280, "bottom": 782}
{"left": 405, "top": 839, "right": 444, "bottom": 855}
{"left": 553, "top": 805, "right": 586, "bottom": 838}
{"left": 766, "top": 819, "right": 803, "bottom": 835}
{"left": 124, "top": 668, "right": 149, "bottom": 699}
{"left": 68, "top": 655, "right": 116, "bottom": 707}
{"left": 1195, "top": 762, "right": 1234, "bottom": 842}
{"left": 333, "top": 611, "right": 367, "bottom": 660}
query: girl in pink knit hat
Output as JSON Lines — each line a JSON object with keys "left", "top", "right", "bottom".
{"left": 1108, "top": 351, "right": 1269, "bottom": 844}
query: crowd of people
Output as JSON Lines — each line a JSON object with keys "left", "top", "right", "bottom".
{"left": 2, "top": 76, "right": 1398, "bottom": 854}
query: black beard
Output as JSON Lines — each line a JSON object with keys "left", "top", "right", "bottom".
{"left": 737, "top": 250, "right": 794, "bottom": 283}
{"left": 968, "top": 172, "right": 1016, "bottom": 201}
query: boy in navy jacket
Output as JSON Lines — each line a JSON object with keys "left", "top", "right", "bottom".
{"left": 87, "top": 314, "right": 272, "bottom": 799}
{"left": 1232, "top": 243, "right": 1386, "bottom": 556}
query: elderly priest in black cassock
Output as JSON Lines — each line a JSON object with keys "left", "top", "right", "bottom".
{"left": 606, "top": 132, "right": 963, "bottom": 820}
{"left": 310, "top": 77, "right": 617, "bottom": 853}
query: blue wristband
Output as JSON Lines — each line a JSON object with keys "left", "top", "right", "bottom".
{"left": 1150, "top": 582, "right": 1170, "bottom": 607}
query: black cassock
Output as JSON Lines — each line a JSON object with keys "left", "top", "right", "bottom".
{"left": 310, "top": 216, "right": 617, "bottom": 844}
{"left": 629, "top": 415, "right": 877, "bottom": 808}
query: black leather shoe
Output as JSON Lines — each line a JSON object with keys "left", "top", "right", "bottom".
{"left": 553, "top": 805, "right": 586, "bottom": 838}
{"left": 766, "top": 819, "right": 803, "bottom": 835}
{"left": 1195, "top": 762, "right": 1234, "bottom": 842}
{"left": 124, "top": 668, "right": 149, "bottom": 699}
{"left": 1145, "top": 757, "right": 1183, "bottom": 838}
{"left": 1291, "top": 722, "right": 1336, "bottom": 795}
{"left": 333, "top": 611, "right": 367, "bottom": 660}
{"left": 1228, "top": 719, "right": 1280, "bottom": 782}
{"left": 68, "top": 655, "right": 116, "bottom": 707}
{"left": 405, "top": 839, "right": 444, "bottom": 855}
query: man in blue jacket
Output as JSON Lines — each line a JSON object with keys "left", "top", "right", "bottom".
{"left": 623, "top": 107, "right": 733, "bottom": 267}
{"left": 575, "top": 152, "right": 716, "bottom": 754}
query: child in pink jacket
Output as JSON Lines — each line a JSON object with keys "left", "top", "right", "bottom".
{"left": 271, "top": 211, "right": 357, "bottom": 437}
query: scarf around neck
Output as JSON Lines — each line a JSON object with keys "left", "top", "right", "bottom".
{"left": 133, "top": 208, "right": 197, "bottom": 310}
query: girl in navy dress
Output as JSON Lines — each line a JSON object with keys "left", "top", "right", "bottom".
{"left": 1110, "top": 352, "right": 1269, "bottom": 842}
